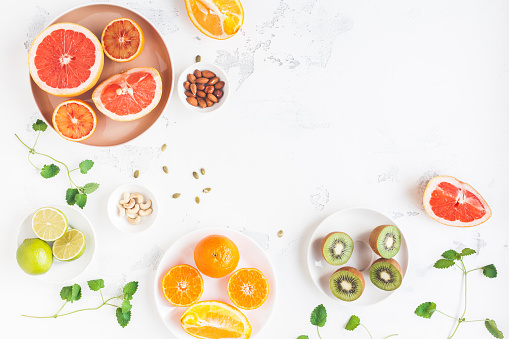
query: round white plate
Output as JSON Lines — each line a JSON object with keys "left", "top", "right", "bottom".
{"left": 16, "top": 205, "right": 96, "bottom": 283}
{"left": 107, "top": 183, "right": 159, "bottom": 233}
{"left": 154, "top": 227, "right": 276, "bottom": 338}
{"left": 307, "top": 208, "right": 409, "bottom": 306}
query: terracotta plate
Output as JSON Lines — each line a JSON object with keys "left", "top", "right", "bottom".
{"left": 30, "top": 4, "right": 173, "bottom": 147}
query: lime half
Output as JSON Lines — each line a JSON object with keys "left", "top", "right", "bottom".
{"left": 32, "top": 207, "right": 68, "bottom": 241}
{"left": 52, "top": 229, "right": 86, "bottom": 261}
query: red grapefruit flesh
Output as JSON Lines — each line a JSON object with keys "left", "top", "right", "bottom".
{"left": 102, "top": 18, "right": 144, "bottom": 62}
{"left": 423, "top": 175, "right": 491, "bottom": 227}
{"left": 52, "top": 99, "right": 97, "bottom": 142}
{"left": 28, "top": 23, "right": 104, "bottom": 97}
{"left": 92, "top": 67, "right": 162, "bottom": 121}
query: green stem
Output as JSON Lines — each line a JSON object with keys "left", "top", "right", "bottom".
{"left": 465, "top": 268, "right": 482, "bottom": 274}
{"left": 360, "top": 324, "right": 374, "bottom": 339}
{"left": 27, "top": 152, "right": 41, "bottom": 170}
{"left": 462, "top": 319, "right": 485, "bottom": 323}
{"left": 436, "top": 310, "right": 458, "bottom": 321}
{"left": 54, "top": 301, "right": 68, "bottom": 317}
{"left": 455, "top": 263, "right": 465, "bottom": 273}
{"left": 382, "top": 335, "right": 398, "bottom": 339}
{"left": 22, "top": 296, "right": 121, "bottom": 319}
{"left": 100, "top": 290, "right": 104, "bottom": 303}
{"left": 448, "top": 260, "right": 469, "bottom": 339}
{"left": 32, "top": 131, "right": 41, "bottom": 149}
{"left": 316, "top": 326, "right": 323, "bottom": 339}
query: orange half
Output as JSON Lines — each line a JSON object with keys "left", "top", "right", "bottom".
{"left": 227, "top": 268, "right": 269, "bottom": 310}
{"left": 52, "top": 99, "right": 97, "bottom": 142}
{"left": 184, "top": 0, "right": 244, "bottom": 40}
{"left": 162, "top": 264, "right": 204, "bottom": 307}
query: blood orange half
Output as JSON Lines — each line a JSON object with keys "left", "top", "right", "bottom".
{"left": 101, "top": 18, "right": 144, "bottom": 62}
{"left": 28, "top": 23, "right": 104, "bottom": 97}
{"left": 423, "top": 175, "right": 492, "bottom": 227}
{"left": 52, "top": 99, "right": 97, "bottom": 142}
{"left": 92, "top": 67, "right": 162, "bottom": 121}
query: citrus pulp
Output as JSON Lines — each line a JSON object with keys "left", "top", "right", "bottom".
{"left": 162, "top": 264, "right": 204, "bottom": 307}
{"left": 31, "top": 207, "right": 68, "bottom": 241}
{"left": 52, "top": 229, "right": 86, "bottom": 261}
{"left": 101, "top": 18, "right": 144, "bottom": 62}
{"left": 52, "top": 99, "right": 97, "bottom": 142}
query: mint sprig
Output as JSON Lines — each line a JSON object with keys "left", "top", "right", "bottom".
{"left": 22, "top": 279, "right": 138, "bottom": 328}
{"left": 345, "top": 315, "right": 398, "bottom": 339}
{"left": 415, "top": 247, "right": 503, "bottom": 338}
{"left": 15, "top": 120, "right": 99, "bottom": 208}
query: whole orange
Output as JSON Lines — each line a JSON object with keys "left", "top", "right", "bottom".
{"left": 194, "top": 235, "right": 240, "bottom": 278}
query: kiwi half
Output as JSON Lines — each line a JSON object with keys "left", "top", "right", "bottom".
{"left": 369, "top": 225, "right": 401, "bottom": 259}
{"left": 369, "top": 258, "right": 403, "bottom": 291}
{"left": 329, "top": 266, "right": 365, "bottom": 301}
{"left": 321, "top": 232, "right": 354, "bottom": 265}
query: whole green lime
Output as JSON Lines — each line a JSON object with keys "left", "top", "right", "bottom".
{"left": 16, "top": 238, "right": 53, "bottom": 275}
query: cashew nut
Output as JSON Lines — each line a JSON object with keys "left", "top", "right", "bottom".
{"left": 119, "top": 192, "right": 130, "bottom": 205}
{"left": 139, "top": 199, "right": 152, "bottom": 210}
{"left": 123, "top": 198, "right": 136, "bottom": 209}
{"left": 130, "top": 193, "right": 144, "bottom": 204}
{"left": 127, "top": 215, "right": 141, "bottom": 225}
{"left": 117, "top": 204, "right": 126, "bottom": 217}
{"left": 127, "top": 203, "right": 140, "bottom": 215}
{"left": 139, "top": 208, "right": 153, "bottom": 216}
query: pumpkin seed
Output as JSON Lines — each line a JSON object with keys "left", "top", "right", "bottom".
{"left": 163, "top": 166, "right": 168, "bottom": 174}
{"left": 196, "top": 55, "right": 201, "bottom": 63}
{"left": 134, "top": 170, "right": 139, "bottom": 178}
{"left": 161, "top": 144, "right": 167, "bottom": 152}
{"left": 172, "top": 193, "right": 181, "bottom": 199}
{"left": 203, "top": 188, "right": 211, "bottom": 193}
{"left": 277, "top": 230, "right": 284, "bottom": 238}
{"left": 200, "top": 168, "right": 205, "bottom": 175}
{"left": 193, "top": 171, "right": 199, "bottom": 179}
{"left": 195, "top": 196, "right": 200, "bottom": 204}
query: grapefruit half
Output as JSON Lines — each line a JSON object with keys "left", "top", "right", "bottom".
{"left": 52, "top": 99, "right": 97, "bottom": 142}
{"left": 92, "top": 67, "right": 162, "bottom": 121}
{"left": 101, "top": 18, "right": 144, "bottom": 62}
{"left": 28, "top": 23, "right": 104, "bottom": 97}
{"left": 423, "top": 175, "right": 492, "bottom": 227}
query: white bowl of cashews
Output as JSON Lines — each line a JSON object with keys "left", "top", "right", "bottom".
{"left": 107, "top": 184, "right": 158, "bottom": 233}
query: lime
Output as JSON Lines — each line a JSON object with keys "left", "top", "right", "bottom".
{"left": 52, "top": 229, "right": 86, "bottom": 261}
{"left": 32, "top": 207, "right": 68, "bottom": 241}
{"left": 16, "top": 238, "right": 53, "bottom": 275}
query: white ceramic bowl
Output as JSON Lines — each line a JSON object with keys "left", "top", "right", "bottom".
{"left": 107, "top": 183, "right": 159, "bottom": 233}
{"left": 16, "top": 205, "right": 96, "bottom": 283}
{"left": 177, "top": 62, "right": 229, "bottom": 113}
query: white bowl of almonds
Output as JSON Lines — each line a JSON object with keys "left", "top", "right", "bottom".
{"left": 107, "top": 184, "right": 158, "bottom": 233}
{"left": 177, "top": 61, "right": 229, "bottom": 113}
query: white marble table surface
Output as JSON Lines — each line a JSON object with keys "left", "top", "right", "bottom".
{"left": 2, "top": 0, "right": 508, "bottom": 338}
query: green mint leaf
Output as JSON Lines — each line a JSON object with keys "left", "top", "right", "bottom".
{"left": 40, "top": 164, "right": 60, "bottom": 178}
{"left": 116, "top": 308, "right": 131, "bottom": 328}
{"left": 66, "top": 188, "right": 78, "bottom": 205}
{"left": 442, "top": 250, "right": 460, "bottom": 260}
{"left": 485, "top": 319, "right": 504, "bottom": 339}
{"left": 87, "top": 279, "right": 105, "bottom": 291}
{"left": 79, "top": 160, "right": 94, "bottom": 174}
{"left": 297, "top": 336, "right": 309, "bottom": 339}
{"left": 415, "top": 302, "right": 436, "bottom": 319}
{"left": 482, "top": 264, "right": 498, "bottom": 278}
{"left": 461, "top": 248, "right": 476, "bottom": 257}
{"left": 310, "top": 304, "right": 327, "bottom": 327}
{"left": 345, "top": 315, "right": 360, "bottom": 331}
{"left": 60, "top": 284, "right": 82, "bottom": 303}
{"left": 83, "top": 183, "right": 99, "bottom": 194}
{"left": 75, "top": 193, "right": 87, "bottom": 209}
{"left": 32, "top": 119, "right": 48, "bottom": 132}
{"left": 123, "top": 281, "right": 139, "bottom": 300}
{"left": 434, "top": 259, "right": 455, "bottom": 269}
{"left": 122, "top": 300, "right": 132, "bottom": 314}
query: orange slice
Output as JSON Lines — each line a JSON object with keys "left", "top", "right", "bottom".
{"left": 52, "top": 99, "right": 97, "bottom": 142}
{"left": 28, "top": 23, "right": 104, "bottom": 97}
{"left": 92, "top": 67, "right": 162, "bottom": 121}
{"left": 101, "top": 18, "right": 144, "bottom": 62}
{"left": 184, "top": 0, "right": 244, "bottom": 40}
{"left": 423, "top": 175, "right": 492, "bottom": 227}
{"left": 227, "top": 268, "right": 269, "bottom": 310}
{"left": 180, "top": 301, "right": 251, "bottom": 339}
{"left": 162, "top": 264, "right": 204, "bottom": 307}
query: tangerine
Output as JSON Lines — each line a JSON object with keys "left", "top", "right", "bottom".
{"left": 162, "top": 264, "right": 204, "bottom": 307}
{"left": 194, "top": 234, "right": 239, "bottom": 278}
{"left": 227, "top": 268, "right": 269, "bottom": 310}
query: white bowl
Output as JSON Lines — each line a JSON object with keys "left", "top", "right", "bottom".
{"left": 107, "top": 184, "right": 159, "bottom": 233}
{"left": 16, "top": 205, "right": 96, "bottom": 283}
{"left": 177, "top": 62, "right": 229, "bottom": 113}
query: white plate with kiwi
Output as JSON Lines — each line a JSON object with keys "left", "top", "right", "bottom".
{"left": 307, "top": 208, "right": 408, "bottom": 306}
